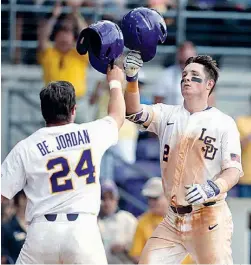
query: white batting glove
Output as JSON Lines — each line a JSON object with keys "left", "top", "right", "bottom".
{"left": 124, "top": 51, "right": 143, "bottom": 82}
{"left": 185, "top": 180, "right": 220, "bottom": 205}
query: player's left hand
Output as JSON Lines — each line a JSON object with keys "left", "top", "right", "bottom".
{"left": 185, "top": 180, "right": 220, "bottom": 205}
{"left": 124, "top": 50, "right": 143, "bottom": 82}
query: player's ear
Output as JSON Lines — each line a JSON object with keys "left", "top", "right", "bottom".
{"left": 71, "top": 105, "right": 76, "bottom": 115}
{"left": 206, "top": 79, "right": 214, "bottom": 92}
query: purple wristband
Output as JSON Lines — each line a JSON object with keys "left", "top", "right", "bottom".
{"left": 126, "top": 73, "right": 138, "bottom": 82}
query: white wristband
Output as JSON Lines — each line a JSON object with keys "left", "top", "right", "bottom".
{"left": 109, "top": 80, "right": 122, "bottom": 90}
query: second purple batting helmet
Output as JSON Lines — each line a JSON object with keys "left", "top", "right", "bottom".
{"left": 76, "top": 20, "right": 124, "bottom": 74}
{"left": 121, "top": 7, "right": 167, "bottom": 62}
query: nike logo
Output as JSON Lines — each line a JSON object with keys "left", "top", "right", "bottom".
{"left": 209, "top": 224, "right": 218, "bottom": 230}
{"left": 167, "top": 122, "right": 174, "bottom": 126}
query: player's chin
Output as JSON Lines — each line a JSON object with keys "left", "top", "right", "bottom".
{"left": 181, "top": 89, "right": 193, "bottom": 97}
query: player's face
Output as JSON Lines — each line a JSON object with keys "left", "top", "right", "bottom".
{"left": 101, "top": 192, "right": 118, "bottom": 216}
{"left": 181, "top": 63, "right": 212, "bottom": 99}
{"left": 55, "top": 31, "right": 75, "bottom": 54}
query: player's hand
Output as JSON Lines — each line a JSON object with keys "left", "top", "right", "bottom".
{"left": 124, "top": 50, "right": 143, "bottom": 82}
{"left": 185, "top": 180, "right": 220, "bottom": 205}
{"left": 107, "top": 65, "right": 124, "bottom": 84}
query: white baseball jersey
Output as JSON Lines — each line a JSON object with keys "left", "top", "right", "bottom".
{"left": 1, "top": 116, "right": 118, "bottom": 223}
{"left": 142, "top": 104, "right": 243, "bottom": 206}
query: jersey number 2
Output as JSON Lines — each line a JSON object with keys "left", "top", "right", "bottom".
{"left": 47, "top": 149, "right": 95, "bottom": 194}
{"left": 163, "top": 144, "right": 170, "bottom": 162}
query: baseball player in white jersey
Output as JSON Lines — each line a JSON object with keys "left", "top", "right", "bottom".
{"left": 123, "top": 51, "right": 243, "bottom": 264}
{"left": 1, "top": 66, "right": 125, "bottom": 264}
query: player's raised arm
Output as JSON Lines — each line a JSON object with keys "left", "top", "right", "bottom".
{"left": 106, "top": 65, "right": 126, "bottom": 129}
{"left": 124, "top": 51, "right": 153, "bottom": 128}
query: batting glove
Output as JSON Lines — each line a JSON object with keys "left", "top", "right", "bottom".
{"left": 124, "top": 51, "right": 143, "bottom": 82}
{"left": 185, "top": 180, "right": 220, "bottom": 205}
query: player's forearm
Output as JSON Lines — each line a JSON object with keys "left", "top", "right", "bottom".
{"left": 108, "top": 86, "right": 125, "bottom": 129}
{"left": 125, "top": 81, "right": 142, "bottom": 114}
{"left": 214, "top": 168, "right": 241, "bottom": 194}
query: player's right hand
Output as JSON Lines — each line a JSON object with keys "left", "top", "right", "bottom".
{"left": 107, "top": 65, "right": 124, "bottom": 84}
{"left": 124, "top": 50, "right": 143, "bottom": 82}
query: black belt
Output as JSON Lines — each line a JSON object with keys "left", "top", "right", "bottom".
{"left": 44, "top": 213, "right": 79, "bottom": 222}
{"left": 171, "top": 202, "right": 216, "bottom": 214}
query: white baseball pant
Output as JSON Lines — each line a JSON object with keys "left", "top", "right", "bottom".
{"left": 139, "top": 200, "right": 233, "bottom": 264}
{"left": 16, "top": 213, "right": 107, "bottom": 264}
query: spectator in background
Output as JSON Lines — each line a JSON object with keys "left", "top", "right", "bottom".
{"left": 89, "top": 58, "right": 146, "bottom": 164}
{"left": 1, "top": 198, "right": 15, "bottom": 225}
{"left": 148, "top": 0, "right": 176, "bottom": 13}
{"left": 98, "top": 180, "right": 138, "bottom": 264}
{"left": 98, "top": 0, "right": 127, "bottom": 22}
{"left": 129, "top": 177, "right": 194, "bottom": 264}
{"left": 37, "top": 0, "right": 89, "bottom": 123}
{"left": 154, "top": 41, "right": 216, "bottom": 106}
{"left": 154, "top": 41, "right": 197, "bottom": 105}
{"left": 1, "top": 191, "right": 27, "bottom": 263}
{"left": 129, "top": 177, "right": 168, "bottom": 263}
{"left": 236, "top": 95, "right": 251, "bottom": 197}
{"left": 14, "top": 0, "right": 55, "bottom": 64}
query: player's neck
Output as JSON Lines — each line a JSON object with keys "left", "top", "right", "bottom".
{"left": 46, "top": 121, "right": 71, "bottom": 127}
{"left": 184, "top": 99, "right": 209, "bottom": 114}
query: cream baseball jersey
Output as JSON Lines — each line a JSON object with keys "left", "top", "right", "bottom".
{"left": 1, "top": 116, "right": 118, "bottom": 223}
{"left": 142, "top": 104, "right": 243, "bottom": 206}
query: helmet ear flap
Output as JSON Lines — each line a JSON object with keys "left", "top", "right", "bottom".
{"left": 76, "top": 29, "right": 90, "bottom": 55}
{"left": 76, "top": 20, "right": 124, "bottom": 74}
{"left": 87, "top": 29, "right": 101, "bottom": 58}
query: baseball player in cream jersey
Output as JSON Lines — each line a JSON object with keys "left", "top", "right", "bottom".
{"left": 124, "top": 52, "right": 243, "bottom": 264}
{"left": 1, "top": 66, "right": 125, "bottom": 264}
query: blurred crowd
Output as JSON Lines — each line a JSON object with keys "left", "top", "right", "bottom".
{"left": 1, "top": 0, "right": 251, "bottom": 264}
{"left": 2, "top": 0, "right": 251, "bottom": 64}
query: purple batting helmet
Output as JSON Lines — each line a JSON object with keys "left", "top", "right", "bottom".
{"left": 121, "top": 7, "right": 167, "bottom": 62}
{"left": 76, "top": 20, "right": 124, "bottom": 74}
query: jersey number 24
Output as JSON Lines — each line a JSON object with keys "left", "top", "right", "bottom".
{"left": 46, "top": 149, "right": 95, "bottom": 194}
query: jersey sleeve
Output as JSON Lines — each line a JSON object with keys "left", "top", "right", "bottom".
{"left": 1, "top": 142, "right": 26, "bottom": 199}
{"left": 140, "top": 103, "right": 175, "bottom": 137}
{"left": 88, "top": 116, "right": 119, "bottom": 155}
{"left": 221, "top": 117, "right": 243, "bottom": 174}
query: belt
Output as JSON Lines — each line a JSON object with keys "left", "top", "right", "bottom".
{"left": 171, "top": 201, "right": 216, "bottom": 214}
{"left": 44, "top": 213, "right": 79, "bottom": 222}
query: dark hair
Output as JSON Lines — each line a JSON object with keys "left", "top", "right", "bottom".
{"left": 40, "top": 81, "right": 76, "bottom": 124}
{"left": 185, "top": 55, "right": 219, "bottom": 95}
